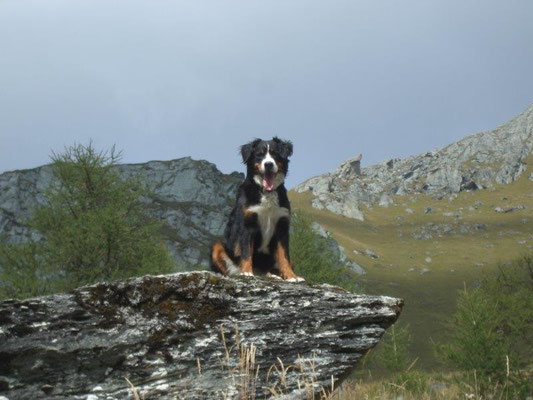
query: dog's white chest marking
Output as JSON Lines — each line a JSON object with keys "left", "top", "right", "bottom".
{"left": 248, "top": 192, "right": 289, "bottom": 253}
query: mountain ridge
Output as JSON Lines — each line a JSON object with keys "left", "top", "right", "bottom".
{"left": 295, "top": 103, "right": 533, "bottom": 220}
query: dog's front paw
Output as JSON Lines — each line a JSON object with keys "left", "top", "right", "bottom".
{"left": 286, "top": 276, "right": 305, "bottom": 283}
{"left": 239, "top": 271, "right": 254, "bottom": 277}
{"left": 265, "top": 273, "right": 282, "bottom": 280}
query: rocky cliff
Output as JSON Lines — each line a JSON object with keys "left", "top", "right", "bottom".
{"left": 295, "top": 104, "right": 533, "bottom": 220}
{"left": 0, "top": 271, "right": 402, "bottom": 399}
{"left": 0, "top": 158, "right": 243, "bottom": 268}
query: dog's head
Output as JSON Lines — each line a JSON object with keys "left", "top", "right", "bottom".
{"left": 240, "top": 137, "right": 293, "bottom": 192}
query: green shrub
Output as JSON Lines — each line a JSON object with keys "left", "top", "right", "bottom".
{"left": 373, "top": 323, "right": 412, "bottom": 374}
{"left": 484, "top": 255, "right": 533, "bottom": 365}
{"left": 438, "top": 283, "right": 511, "bottom": 381}
{"left": 0, "top": 143, "right": 175, "bottom": 300}
{"left": 0, "top": 242, "right": 53, "bottom": 299}
{"left": 438, "top": 254, "right": 533, "bottom": 395}
{"left": 290, "top": 211, "right": 359, "bottom": 292}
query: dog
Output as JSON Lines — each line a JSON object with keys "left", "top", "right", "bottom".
{"left": 210, "top": 137, "right": 304, "bottom": 282}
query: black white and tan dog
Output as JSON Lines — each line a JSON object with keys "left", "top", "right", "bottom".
{"left": 210, "top": 137, "right": 304, "bottom": 282}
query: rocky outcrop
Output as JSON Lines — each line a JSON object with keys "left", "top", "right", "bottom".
{"left": 311, "top": 223, "right": 366, "bottom": 275}
{"left": 0, "top": 271, "right": 402, "bottom": 399}
{"left": 295, "top": 104, "right": 533, "bottom": 219}
{"left": 0, "top": 158, "right": 243, "bottom": 268}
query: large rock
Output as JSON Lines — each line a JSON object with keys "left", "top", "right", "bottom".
{"left": 0, "top": 271, "right": 402, "bottom": 399}
{"left": 294, "top": 103, "right": 533, "bottom": 219}
{"left": 0, "top": 158, "right": 243, "bottom": 268}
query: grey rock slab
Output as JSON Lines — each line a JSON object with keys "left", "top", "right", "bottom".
{"left": 0, "top": 271, "right": 402, "bottom": 399}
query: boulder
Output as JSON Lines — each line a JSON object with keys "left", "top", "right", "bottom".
{"left": 0, "top": 272, "right": 402, "bottom": 400}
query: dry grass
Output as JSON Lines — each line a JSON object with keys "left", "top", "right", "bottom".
{"left": 216, "top": 324, "right": 338, "bottom": 399}
{"left": 125, "top": 377, "right": 143, "bottom": 400}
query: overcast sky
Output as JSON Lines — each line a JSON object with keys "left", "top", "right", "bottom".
{"left": 1, "top": 0, "right": 532, "bottom": 187}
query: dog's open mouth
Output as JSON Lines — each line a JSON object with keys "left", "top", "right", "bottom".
{"left": 263, "top": 172, "right": 276, "bottom": 192}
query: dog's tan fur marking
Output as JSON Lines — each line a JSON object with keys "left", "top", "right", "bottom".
{"left": 211, "top": 241, "right": 229, "bottom": 275}
{"left": 233, "top": 243, "right": 241, "bottom": 257}
{"left": 240, "top": 242, "right": 254, "bottom": 274}
{"left": 275, "top": 242, "right": 298, "bottom": 280}
{"left": 243, "top": 207, "right": 256, "bottom": 221}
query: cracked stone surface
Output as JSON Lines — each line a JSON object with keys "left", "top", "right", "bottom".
{"left": 0, "top": 271, "right": 402, "bottom": 399}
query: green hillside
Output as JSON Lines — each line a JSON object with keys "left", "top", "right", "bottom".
{"left": 290, "top": 156, "right": 533, "bottom": 368}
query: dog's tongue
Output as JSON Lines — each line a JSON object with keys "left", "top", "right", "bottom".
{"left": 263, "top": 173, "right": 275, "bottom": 192}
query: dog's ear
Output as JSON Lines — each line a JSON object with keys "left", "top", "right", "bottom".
{"left": 273, "top": 137, "right": 293, "bottom": 159}
{"left": 240, "top": 139, "right": 261, "bottom": 164}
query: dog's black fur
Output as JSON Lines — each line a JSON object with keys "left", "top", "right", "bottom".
{"left": 210, "top": 137, "right": 303, "bottom": 281}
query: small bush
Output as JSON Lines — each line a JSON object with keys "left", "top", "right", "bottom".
{"left": 437, "top": 254, "right": 533, "bottom": 396}
{"left": 0, "top": 242, "right": 52, "bottom": 299}
{"left": 437, "top": 283, "right": 511, "bottom": 381}
{"left": 373, "top": 323, "right": 412, "bottom": 374}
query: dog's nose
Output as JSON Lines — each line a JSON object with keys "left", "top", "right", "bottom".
{"left": 264, "top": 162, "right": 274, "bottom": 171}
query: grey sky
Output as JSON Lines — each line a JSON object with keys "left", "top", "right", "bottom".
{"left": 1, "top": 0, "right": 532, "bottom": 187}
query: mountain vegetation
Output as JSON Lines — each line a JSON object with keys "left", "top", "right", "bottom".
{"left": 0, "top": 143, "right": 175, "bottom": 299}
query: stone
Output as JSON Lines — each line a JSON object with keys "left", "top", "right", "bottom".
{"left": 495, "top": 205, "right": 526, "bottom": 213}
{"left": 474, "top": 224, "right": 487, "bottom": 231}
{"left": 365, "top": 249, "right": 378, "bottom": 259}
{"left": 379, "top": 193, "right": 393, "bottom": 207}
{"left": 347, "top": 261, "right": 367, "bottom": 275}
{"left": 412, "top": 228, "right": 432, "bottom": 240}
{"left": 0, "top": 272, "right": 402, "bottom": 399}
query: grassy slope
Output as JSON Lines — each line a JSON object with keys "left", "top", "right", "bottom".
{"left": 289, "top": 156, "right": 533, "bottom": 369}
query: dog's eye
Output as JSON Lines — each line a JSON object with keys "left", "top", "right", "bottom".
{"left": 259, "top": 149, "right": 266, "bottom": 156}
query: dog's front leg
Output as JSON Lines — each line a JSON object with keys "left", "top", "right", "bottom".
{"left": 239, "top": 231, "right": 254, "bottom": 276}
{"left": 239, "top": 208, "right": 258, "bottom": 276}
{"left": 274, "top": 218, "right": 304, "bottom": 282}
